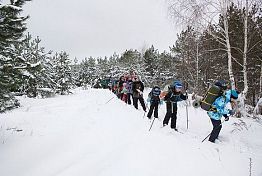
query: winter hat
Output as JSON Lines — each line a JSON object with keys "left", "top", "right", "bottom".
{"left": 152, "top": 86, "right": 161, "bottom": 96}
{"left": 153, "top": 86, "right": 161, "bottom": 92}
{"left": 231, "top": 89, "right": 239, "bottom": 99}
{"left": 215, "top": 80, "right": 227, "bottom": 90}
{"left": 173, "top": 80, "right": 183, "bottom": 89}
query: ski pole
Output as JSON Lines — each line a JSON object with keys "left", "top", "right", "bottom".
{"left": 149, "top": 116, "right": 156, "bottom": 131}
{"left": 186, "top": 94, "right": 189, "bottom": 130}
{"left": 184, "top": 82, "right": 189, "bottom": 129}
{"left": 201, "top": 119, "right": 225, "bottom": 142}
{"left": 143, "top": 102, "right": 149, "bottom": 118}
{"left": 105, "top": 96, "right": 115, "bottom": 104}
{"left": 148, "top": 102, "right": 161, "bottom": 131}
{"left": 143, "top": 111, "right": 146, "bottom": 118}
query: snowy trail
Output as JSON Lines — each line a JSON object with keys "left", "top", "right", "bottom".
{"left": 0, "top": 88, "right": 262, "bottom": 176}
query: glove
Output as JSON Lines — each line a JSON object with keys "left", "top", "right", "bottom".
{"left": 223, "top": 114, "right": 229, "bottom": 121}
{"left": 185, "top": 92, "right": 188, "bottom": 99}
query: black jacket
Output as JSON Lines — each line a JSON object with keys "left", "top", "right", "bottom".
{"left": 132, "top": 81, "right": 144, "bottom": 97}
{"left": 164, "top": 91, "right": 187, "bottom": 103}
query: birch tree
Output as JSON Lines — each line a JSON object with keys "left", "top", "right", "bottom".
{"left": 170, "top": 26, "right": 202, "bottom": 93}
{"left": 167, "top": 0, "right": 236, "bottom": 88}
{"left": 242, "top": 0, "right": 261, "bottom": 100}
{"left": 260, "top": 59, "right": 262, "bottom": 97}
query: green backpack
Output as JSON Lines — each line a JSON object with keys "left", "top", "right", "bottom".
{"left": 200, "top": 85, "right": 223, "bottom": 111}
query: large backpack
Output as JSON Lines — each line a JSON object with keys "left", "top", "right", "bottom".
{"left": 149, "top": 86, "right": 161, "bottom": 101}
{"left": 152, "top": 86, "right": 161, "bottom": 97}
{"left": 200, "top": 84, "right": 223, "bottom": 111}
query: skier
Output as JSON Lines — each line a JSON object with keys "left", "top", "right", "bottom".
{"left": 147, "top": 86, "right": 161, "bottom": 120}
{"left": 117, "top": 76, "right": 125, "bottom": 99}
{"left": 132, "top": 76, "right": 147, "bottom": 111}
{"left": 112, "top": 79, "right": 118, "bottom": 94}
{"left": 163, "top": 81, "right": 188, "bottom": 131}
{"left": 207, "top": 89, "right": 239, "bottom": 143}
{"left": 126, "top": 76, "right": 133, "bottom": 105}
{"left": 121, "top": 83, "right": 128, "bottom": 103}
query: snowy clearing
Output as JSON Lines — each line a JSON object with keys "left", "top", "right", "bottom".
{"left": 0, "top": 88, "right": 262, "bottom": 176}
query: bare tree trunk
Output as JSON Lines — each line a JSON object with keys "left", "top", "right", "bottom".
{"left": 223, "top": 13, "right": 236, "bottom": 89}
{"left": 196, "top": 42, "right": 199, "bottom": 92}
{"left": 243, "top": 0, "right": 248, "bottom": 98}
{"left": 260, "top": 60, "right": 262, "bottom": 96}
{"left": 235, "top": 0, "right": 249, "bottom": 118}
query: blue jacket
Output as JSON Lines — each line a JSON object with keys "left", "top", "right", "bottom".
{"left": 207, "top": 90, "right": 231, "bottom": 120}
{"left": 126, "top": 80, "right": 133, "bottom": 94}
{"left": 148, "top": 87, "right": 161, "bottom": 104}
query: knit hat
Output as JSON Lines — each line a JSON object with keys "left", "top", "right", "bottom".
{"left": 173, "top": 80, "right": 183, "bottom": 89}
{"left": 215, "top": 80, "right": 227, "bottom": 90}
{"left": 231, "top": 89, "right": 239, "bottom": 99}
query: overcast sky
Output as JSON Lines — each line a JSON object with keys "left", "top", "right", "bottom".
{"left": 21, "top": 0, "right": 179, "bottom": 60}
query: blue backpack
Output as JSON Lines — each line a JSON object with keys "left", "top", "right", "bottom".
{"left": 152, "top": 86, "right": 161, "bottom": 97}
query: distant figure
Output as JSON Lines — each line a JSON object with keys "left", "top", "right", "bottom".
{"left": 132, "top": 77, "right": 146, "bottom": 111}
{"left": 121, "top": 83, "right": 128, "bottom": 103}
{"left": 117, "top": 76, "right": 125, "bottom": 99}
{"left": 126, "top": 76, "right": 133, "bottom": 105}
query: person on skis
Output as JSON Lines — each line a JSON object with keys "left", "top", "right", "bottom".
{"left": 126, "top": 76, "right": 133, "bottom": 105}
{"left": 163, "top": 80, "right": 188, "bottom": 131}
{"left": 117, "top": 75, "right": 126, "bottom": 99}
{"left": 121, "top": 82, "right": 128, "bottom": 103}
{"left": 147, "top": 86, "right": 161, "bottom": 120}
{"left": 207, "top": 84, "right": 239, "bottom": 143}
{"left": 132, "top": 76, "right": 147, "bottom": 112}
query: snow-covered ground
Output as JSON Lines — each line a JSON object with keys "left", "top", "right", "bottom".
{"left": 0, "top": 88, "right": 262, "bottom": 176}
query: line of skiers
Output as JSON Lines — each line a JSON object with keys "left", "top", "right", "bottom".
{"left": 110, "top": 75, "right": 239, "bottom": 143}
{"left": 110, "top": 75, "right": 188, "bottom": 131}
{"left": 111, "top": 74, "right": 147, "bottom": 112}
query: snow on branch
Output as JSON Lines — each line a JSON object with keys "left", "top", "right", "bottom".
{"left": 0, "top": 4, "right": 22, "bottom": 11}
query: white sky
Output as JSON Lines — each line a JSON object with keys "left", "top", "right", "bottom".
{"left": 21, "top": 0, "right": 179, "bottom": 60}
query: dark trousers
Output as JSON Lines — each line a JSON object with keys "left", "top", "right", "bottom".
{"left": 133, "top": 96, "right": 146, "bottom": 111}
{"left": 147, "top": 102, "right": 159, "bottom": 119}
{"left": 127, "top": 93, "right": 132, "bottom": 105}
{"left": 118, "top": 93, "right": 123, "bottom": 99}
{"left": 209, "top": 118, "right": 222, "bottom": 142}
{"left": 163, "top": 102, "right": 178, "bottom": 129}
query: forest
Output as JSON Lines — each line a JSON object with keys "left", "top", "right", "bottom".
{"left": 0, "top": 0, "right": 261, "bottom": 115}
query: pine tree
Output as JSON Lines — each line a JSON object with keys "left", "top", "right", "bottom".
{"left": 0, "top": 0, "right": 31, "bottom": 112}
{"left": 71, "top": 57, "right": 80, "bottom": 87}
{"left": 157, "top": 51, "right": 174, "bottom": 86}
{"left": 52, "top": 51, "right": 73, "bottom": 95}
{"left": 170, "top": 27, "right": 204, "bottom": 92}
{"left": 143, "top": 45, "right": 159, "bottom": 86}
{"left": 78, "top": 57, "right": 97, "bottom": 86}
{"left": 15, "top": 33, "right": 56, "bottom": 97}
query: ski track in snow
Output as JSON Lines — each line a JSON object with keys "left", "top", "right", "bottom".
{"left": 0, "top": 88, "right": 262, "bottom": 176}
